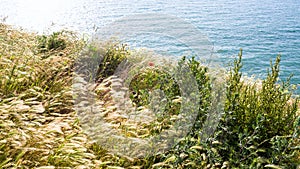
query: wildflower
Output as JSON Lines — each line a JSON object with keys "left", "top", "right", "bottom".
{"left": 148, "top": 62, "right": 154, "bottom": 66}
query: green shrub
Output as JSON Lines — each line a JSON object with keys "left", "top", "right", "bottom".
{"left": 147, "top": 50, "right": 299, "bottom": 169}
{"left": 126, "top": 56, "right": 211, "bottom": 137}
{"left": 129, "top": 67, "right": 180, "bottom": 113}
{"left": 37, "top": 32, "right": 67, "bottom": 53}
{"left": 214, "top": 49, "right": 299, "bottom": 168}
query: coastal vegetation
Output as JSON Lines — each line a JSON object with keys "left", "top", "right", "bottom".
{"left": 0, "top": 23, "right": 299, "bottom": 168}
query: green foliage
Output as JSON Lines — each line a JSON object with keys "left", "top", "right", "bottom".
{"left": 125, "top": 56, "right": 211, "bottom": 137}
{"left": 214, "top": 49, "right": 300, "bottom": 168}
{"left": 145, "top": 50, "right": 299, "bottom": 169}
{"left": 184, "top": 56, "right": 212, "bottom": 137}
{"left": 129, "top": 67, "right": 180, "bottom": 113}
{"left": 96, "top": 43, "right": 129, "bottom": 82}
{"left": 37, "top": 31, "right": 67, "bottom": 53}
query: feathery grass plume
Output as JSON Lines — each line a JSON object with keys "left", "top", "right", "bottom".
{"left": 0, "top": 23, "right": 94, "bottom": 168}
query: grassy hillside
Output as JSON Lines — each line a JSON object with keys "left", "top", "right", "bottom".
{"left": 0, "top": 24, "right": 299, "bottom": 168}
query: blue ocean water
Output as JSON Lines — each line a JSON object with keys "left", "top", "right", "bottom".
{"left": 1, "top": 0, "right": 300, "bottom": 90}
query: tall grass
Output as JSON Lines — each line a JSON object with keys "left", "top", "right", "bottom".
{"left": 0, "top": 23, "right": 95, "bottom": 168}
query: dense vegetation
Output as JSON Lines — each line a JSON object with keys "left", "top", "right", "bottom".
{"left": 0, "top": 24, "right": 299, "bottom": 168}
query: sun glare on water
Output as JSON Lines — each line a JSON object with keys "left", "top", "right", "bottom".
{"left": 9, "top": 0, "right": 74, "bottom": 31}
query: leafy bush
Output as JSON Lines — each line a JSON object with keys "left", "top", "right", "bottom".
{"left": 141, "top": 50, "right": 300, "bottom": 169}
{"left": 37, "top": 31, "right": 67, "bottom": 53}
{"left": 213, "top": 49, "right": 299, "bottom": 168}
{"left": 126, "top": 56, "right": 211, "bottom": 137}
{"left": 129, "top": 67, "right": 180, "bottom": 109}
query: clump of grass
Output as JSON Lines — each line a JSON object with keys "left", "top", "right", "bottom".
{"left": 0, "top": 23, "right": 95, "bottom": 168}
{"left": 95, "top": 43, "right": 129, "bottom": 83}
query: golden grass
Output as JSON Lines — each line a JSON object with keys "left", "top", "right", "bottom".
{"left": 0, "top": 23, "right": 97, "bottom": 168}
{"left": 0, "top": 23, "right": 150, "bottom": 169}
{"left": 0, "top": 23, "right": 171, "bottom": 169}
